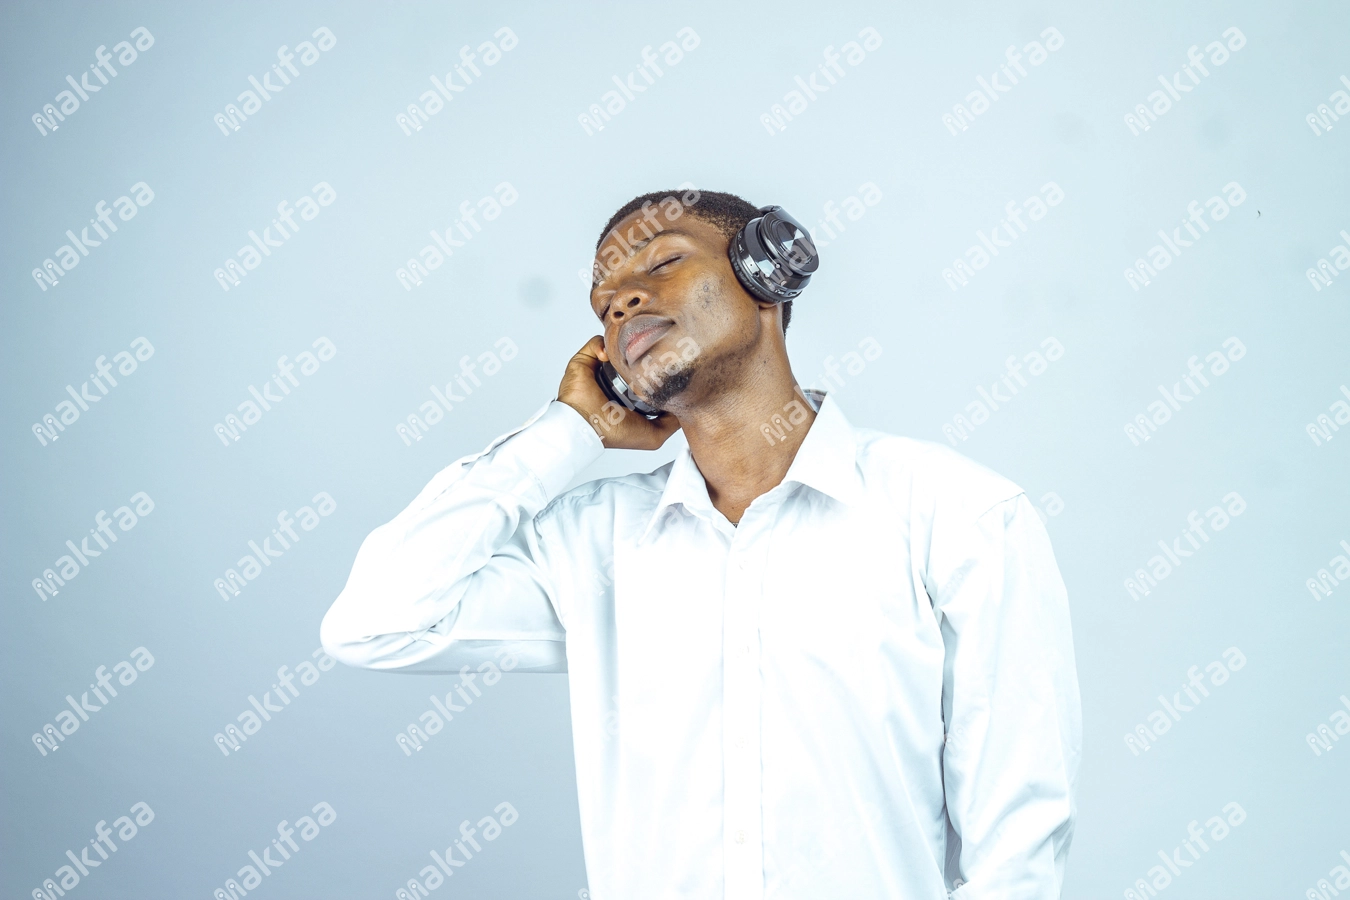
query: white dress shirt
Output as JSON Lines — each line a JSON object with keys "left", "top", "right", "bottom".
{"left": 321, "top": 391, "right": 1081, "bottom": 900}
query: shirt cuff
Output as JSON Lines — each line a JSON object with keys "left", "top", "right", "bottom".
{"left": 493, "top": 399, "right": 605, "bottom": 498}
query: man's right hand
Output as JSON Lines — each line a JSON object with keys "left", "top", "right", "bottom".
{"left": 557, "top": 336, "right": 682, "bottom": 450}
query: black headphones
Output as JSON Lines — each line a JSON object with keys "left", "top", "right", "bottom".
{"left": 595, "top": 204, "right": 819, "bottom": 419}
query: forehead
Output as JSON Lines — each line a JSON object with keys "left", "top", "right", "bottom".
{"left": 594, "top": 209, "right": 724, "bottom": 263}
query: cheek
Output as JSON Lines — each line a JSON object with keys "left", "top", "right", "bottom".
{"left": 699, "top": 278, "right": 717, "bottom": 308}
{"left": 676, "top": 271, "right": 745, "bottom": 343}
{"left": 683, "top": 282, "right": 732, "bottom": 338}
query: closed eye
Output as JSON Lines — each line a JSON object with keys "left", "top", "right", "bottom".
{"left": 650, "top": 255, "right": 681, "bottom": 274}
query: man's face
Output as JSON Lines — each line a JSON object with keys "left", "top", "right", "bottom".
{"left": 589, "top": 210, "right": 772, "bottom": 409}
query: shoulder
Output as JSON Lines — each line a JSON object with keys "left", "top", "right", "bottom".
{"left": 536, "top": 460, "right": 672, "bottom": 526}
{"left": 853, "top": 428, "right": 1025, "bottom": 518}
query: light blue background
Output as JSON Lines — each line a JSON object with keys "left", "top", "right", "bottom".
{"left": 2, "top": 1, "right": 1348, "bottom": 896}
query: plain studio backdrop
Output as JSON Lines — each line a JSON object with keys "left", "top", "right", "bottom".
{"left": 2, "top": 0, "right": 1348, "bottom": 896}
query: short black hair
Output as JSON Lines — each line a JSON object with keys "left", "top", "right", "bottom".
{"left": 596, "top": 188, "right": 792, "bottom": 333}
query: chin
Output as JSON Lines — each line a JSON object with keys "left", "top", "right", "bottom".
{"left": 633, "top": 359, "right": 696, "bottom": 409}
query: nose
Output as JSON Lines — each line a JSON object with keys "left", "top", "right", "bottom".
{"left": 608, "top": 293, "right": 646, "bottom": 322}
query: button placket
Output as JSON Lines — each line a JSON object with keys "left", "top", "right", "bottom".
{"left": 722, "top": 515, "right": 767, "bottom": 900}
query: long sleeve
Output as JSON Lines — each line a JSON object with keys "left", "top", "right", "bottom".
{"left": 319, "top": 399, "right": 604, "bottom": 673}
{"left": 929, "top": 492, "right": 1082, "bottom": 899}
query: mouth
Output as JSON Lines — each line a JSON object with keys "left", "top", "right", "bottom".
{"left": 620, "top": 316, "right": 675, "bottom": 367}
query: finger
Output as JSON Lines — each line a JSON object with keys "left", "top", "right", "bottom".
{"left": 653, "top": 413, "right": 682, "bottom": 438}
{"left": 571, "top": 336, "right": 605, "bottom": 370}
{"left": 633, "top": 413, "right": 682, "bottom": 449}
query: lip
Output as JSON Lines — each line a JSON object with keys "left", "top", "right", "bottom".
{"left": 620, "top": 316, "right": 675, "bottom": 367}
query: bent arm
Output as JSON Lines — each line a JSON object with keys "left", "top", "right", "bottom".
{"left": 320, "top": 400, "right": 603, "bottom": 673}
{"left": 932, "top": 493, "right": 1082, "bottom": 899}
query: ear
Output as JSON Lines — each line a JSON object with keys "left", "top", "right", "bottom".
{"left": 757, "top": 301, "right": 786, "bottom": 334}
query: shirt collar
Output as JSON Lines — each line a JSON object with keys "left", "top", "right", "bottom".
{"left": 638, "top": 390, "right": 864, "bottom": 544}
{"left": 780, "top": 390, "right": 866, "bottom": 508}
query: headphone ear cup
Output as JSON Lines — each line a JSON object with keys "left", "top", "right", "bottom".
{"left": 595, "top": 360, "right": 624, "bottom": 404}
{"left": 729, "top": 222, "right": 783, "bottom": 304}
{"left": 595, "top": 361, "right": 662, "bottom": 419}
{"left": 760, "top": 207, "right": 819, "bottom": 277}
{"left": 729, "top": 205, "right": 819, "bottom": 304}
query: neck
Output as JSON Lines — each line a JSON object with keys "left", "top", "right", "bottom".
{"left": 671, "top": 349, "right": 816, "bottom": 525}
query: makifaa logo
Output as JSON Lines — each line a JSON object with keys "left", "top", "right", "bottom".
{"left": 32, "top": 493, "right": 155, "bottom": 602}
{"left": 31, "top": 647, "right": 154, "bottom": 757}
{"left": 214, "top": 27, "right": 336, "bottom": 136}
{"left": 28, "top": 802, "right": 155, "bottom": 898}
{"left": 213, "top": 183, "right": 336, "bottom": 291}
{"left": 212, "top": 493, "right": 336, "bottom": 601}
{"left": 30, "top": 27, "right": 155, "bottom": 137}
{"left": 213, "top": 648, "right": 336, "bottom": 756}
{"left": 213, "top": 338, "right": 337, "bottom": 446}
{"left": 31, "top": 337, "right": 154, "bottom": 446}
{"left": 209, "top": 801, "right": 336, "bottom": 896}
{"left": 32, "top": 183, "right": 155, "bottom": 292}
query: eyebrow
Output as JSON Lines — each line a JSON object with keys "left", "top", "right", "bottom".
{"left": 591, "top": 229, "right": 694, "bottom": 290}
{"left": 625, "top": 228, "right": 692, "bottom": 253}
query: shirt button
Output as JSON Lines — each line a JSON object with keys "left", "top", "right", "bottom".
{"left": 735, "top": 736, "right": 747, "bottom": 749}
{"left": 735, "top": 830, "right": 747, "bottom": 844}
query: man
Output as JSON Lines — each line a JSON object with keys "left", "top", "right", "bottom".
{"left": 320, "top": 188, "right": 1081, "bottom": 898}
